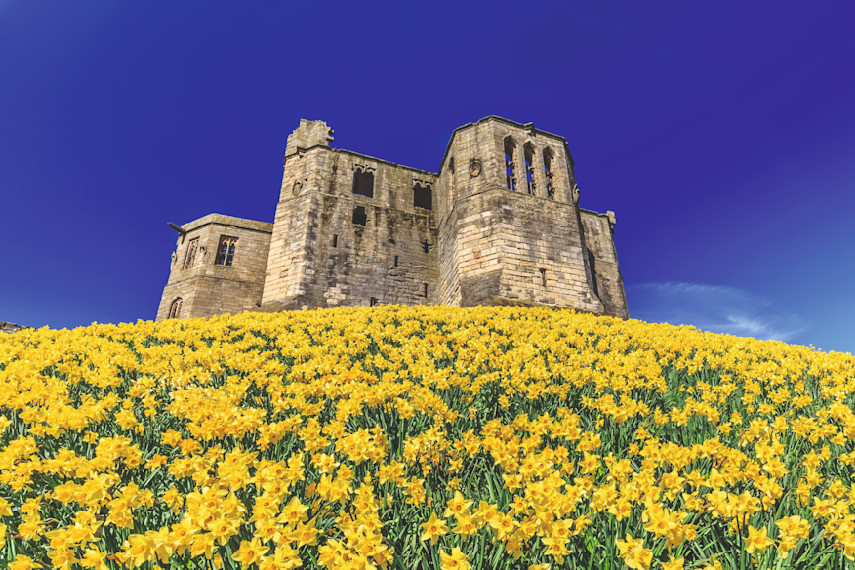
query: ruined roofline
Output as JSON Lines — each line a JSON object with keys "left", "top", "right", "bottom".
{"left": 437, "top": 115, "right": 576, "bottom": 173}
{"left": 171, "top": 213, "right": 273, "bottom": 235}
{"left": 286, "top": 144, "right": 438, "bottom": 178}
{"left": 579, "top": 208, "right": 617, "bottom": 225}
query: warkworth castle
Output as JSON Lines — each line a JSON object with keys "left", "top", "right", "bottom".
{"left": 156, "top": 116, "right": 629, "bottom": 320}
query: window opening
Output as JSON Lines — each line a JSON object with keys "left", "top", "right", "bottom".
{"left": 352, "top": 206, "right": 367, "bottom": 226}
{"left": 168, "top": 298, "right": 183, "bottom": 319}
{"left": 504, "top": 137, "right": 517, "bottom": 190}
{"left": 524, "top": 143, "right": 536, "bottom": 195}
{"left": 352, "top": 167, "right": 374, "bottom": 198}
{"left": 183, "top": 238, "right": 199, "bottom": 269}
{"left": 394, "top": 255, "right": 399, "bottom": 267}
{"left": 423, "top": 283, "right": 429, "bottom": 297}
{"left": 422, "top": 239, "right": 430, "bottom": 253}
{"left": 540, "top": 268, "right": 547, "bottom": 287}
{"left": 448, "top": 157, "right": 455, "bottom": 201}
{"left": 332, "top": 234, "right": 338, "bottom": 248}
{"left": 587, "top": 249, "right": 599, "bottom": 297}
{"left": 413, "top": 182, "right": 432, "bottom": 210}
{"left": 215, "top": 236, "right": 237, "bottom": 266}
{"left": 370, "top": 297, "right": 378, "bottom": 307}
{"left": 544, "top": 148, "right": 555, "bottom": 199}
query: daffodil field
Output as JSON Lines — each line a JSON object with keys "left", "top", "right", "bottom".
{"left": 2, "top": 307, "right": 855, "bottom": 570}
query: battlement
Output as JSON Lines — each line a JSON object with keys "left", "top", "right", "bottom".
{"left": 157, "top": 118, "right": 628, "bottom": 320}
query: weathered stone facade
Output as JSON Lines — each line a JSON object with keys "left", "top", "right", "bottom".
{"left": 157, "top": 117, "right": 628, "bottom": 320}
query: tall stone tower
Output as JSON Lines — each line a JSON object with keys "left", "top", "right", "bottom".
{"left": 260, "top": 119, "right": 439, "bottom": 311}
{"left": 435, "top": 117, "right": 624, "bottom": 314}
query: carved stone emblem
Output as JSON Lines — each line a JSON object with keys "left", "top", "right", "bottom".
{"left": 292, "top": 181, "right": 303, "bottom": 196}
{"left": 469, "top": 158, "right": 481, "bottom": 177}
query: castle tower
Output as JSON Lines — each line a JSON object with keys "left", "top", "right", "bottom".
{"left": 435, "top": 117, "right": 613, "bottom": 313}
{"left": 261, "top": 119, "right": 439, "bottom": 310}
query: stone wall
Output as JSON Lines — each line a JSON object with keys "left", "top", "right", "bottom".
{"left": 0, "top": 322, "right": 28, "bottom": 334}
{"left": 156, "top": 214, "right": 272, "bottom": 320}
{"left": 262, "top": 120, "right": 438, "bottom": 310}
{"left": 580, "top": 210, "right": 629, "bottom": 318}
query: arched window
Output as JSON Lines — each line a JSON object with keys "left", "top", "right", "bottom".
{"left": 543, "top": 148, "right": 555, "bottom": 200}
{"left": 504, "top": 137, "right": 517, "bottom": 190}
{"left": 524, "top": 143, "right": 536, "bottom": 195}
{"left": 183, "top": 238, "right": 199, "bottom": 269}
{"left": 215, "top": 236, "right": 237, "bottom": 266}
{"left": 168, "top": 298, "right": 183, "bottom": 319}
{"left": 352, "top": 165, "right": 375, "bottom": 198}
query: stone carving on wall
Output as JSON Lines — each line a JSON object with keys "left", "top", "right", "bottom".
{"left": 469, "top": 158, "right": 481, "bottom": 177}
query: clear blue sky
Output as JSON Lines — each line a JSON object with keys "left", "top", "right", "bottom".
{"left": 2, "top": 1, "right": 854, "bottom": 354}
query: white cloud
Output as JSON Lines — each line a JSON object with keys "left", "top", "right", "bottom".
{"left": 628, "top": 282, "right": 806, "bottom": 343}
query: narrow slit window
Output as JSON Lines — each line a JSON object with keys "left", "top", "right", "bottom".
{"left": 504, "top": 137, "right": 517, "bottom": 190}
{"left": 183, "top": 238, "right": 199, "bottom": 269}
{"left": 422, "top": 240, "right": 430, "bottom": 253}
{"left": 587, "top": 249, "right": 599, "bottom": 297}
{"left": 524, "top": 143, "right": 536, "bottom": 195}
{"left": 423, "top": 283, "right": 429, "bottom": 297}
{"left": 540, "top": 268, "right": 547, "bottom": 287}
{"left": 370, "top": 297, "right": 378, "bottom": 307}
{"left": 352, "top": 206, "right": 367, "bottom": 226}
{"left": 394, "top": 255, "right": 399, "bottom": 267}
{"left": 413, "top": 183, "right": 432, "bottom": 210}
{"left": 215, "top": 236, "right": 237, "bottom": 266}
{"left": 332, "top": 234, "right": 338, "bottom": 248}
{"left": 352, "top": 167, "right": 374, "bottom": 198}
{"left": 448, "top": 157, "right": 455, "bottom": 201}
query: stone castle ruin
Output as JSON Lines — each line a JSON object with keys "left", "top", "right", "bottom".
{"left": 156, "top": 116, "right": 628, "bottom": 320}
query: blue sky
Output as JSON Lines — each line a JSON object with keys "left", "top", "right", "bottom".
{"left": 1, "top": 1, "right": 854, "bottom": 353}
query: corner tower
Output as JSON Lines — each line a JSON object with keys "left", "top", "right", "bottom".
{"left": 435, "top": 117, "right": 606, "bottom": 312}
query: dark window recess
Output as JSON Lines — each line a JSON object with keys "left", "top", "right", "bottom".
{"left": 421, "top": 240, "right": 430, "bottom": 253}
{"left": 352, "top": 206, "right": 367, "bottom": 226}
{"left": 540, "top": 268, "right": 547, "bottom": 287}
{"left": 504, "top": 137, "right": 517, "bottom": 190}
{"left": 587, "top": 249, "right": 599, "bottom": 297}
{"left": 332, "top": 234, "right": 338, "bottom": 248}
{"left": 413, "top": 183, "right": 432, "bottom": 210}
{"left": 524, "top": 143, "right": 536, "bottom": 195}
{"left": 423, "top": 283, "right": 429, "bottom": 297}
{"left": 544, "top": 148, "right": 555, "bottom": 199}
{"left": 394, "top": 255, "right": 399, "bottom": 267}
{"left": 215, "top": 236, "right": 237, "bottom": 266}
{"left": 352, "top": 169, "right": 374, "bottom": 197}
{"left": 370, "top": 297, "right": 378, "bottom": 307}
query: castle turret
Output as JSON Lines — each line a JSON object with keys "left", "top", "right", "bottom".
{"left": 435, "top": 117, "right": 605, "bottom": 312}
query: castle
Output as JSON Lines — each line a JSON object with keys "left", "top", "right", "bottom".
{"left": 156, "top": 117, "right": 628, "bottom": 320}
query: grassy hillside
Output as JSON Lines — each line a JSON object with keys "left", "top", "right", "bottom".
{"left": 1, "top": 306, "right": 854, "bottom": 569}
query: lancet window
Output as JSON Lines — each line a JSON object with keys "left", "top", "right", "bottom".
{"left": 543, "top": 147, "right": 555, "bottom": 200}
{"left": 524, "top": 143, "right": 536, "bottom": 195}
{"left": 504, "top": 137, "right": 517, "bottom": 190}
